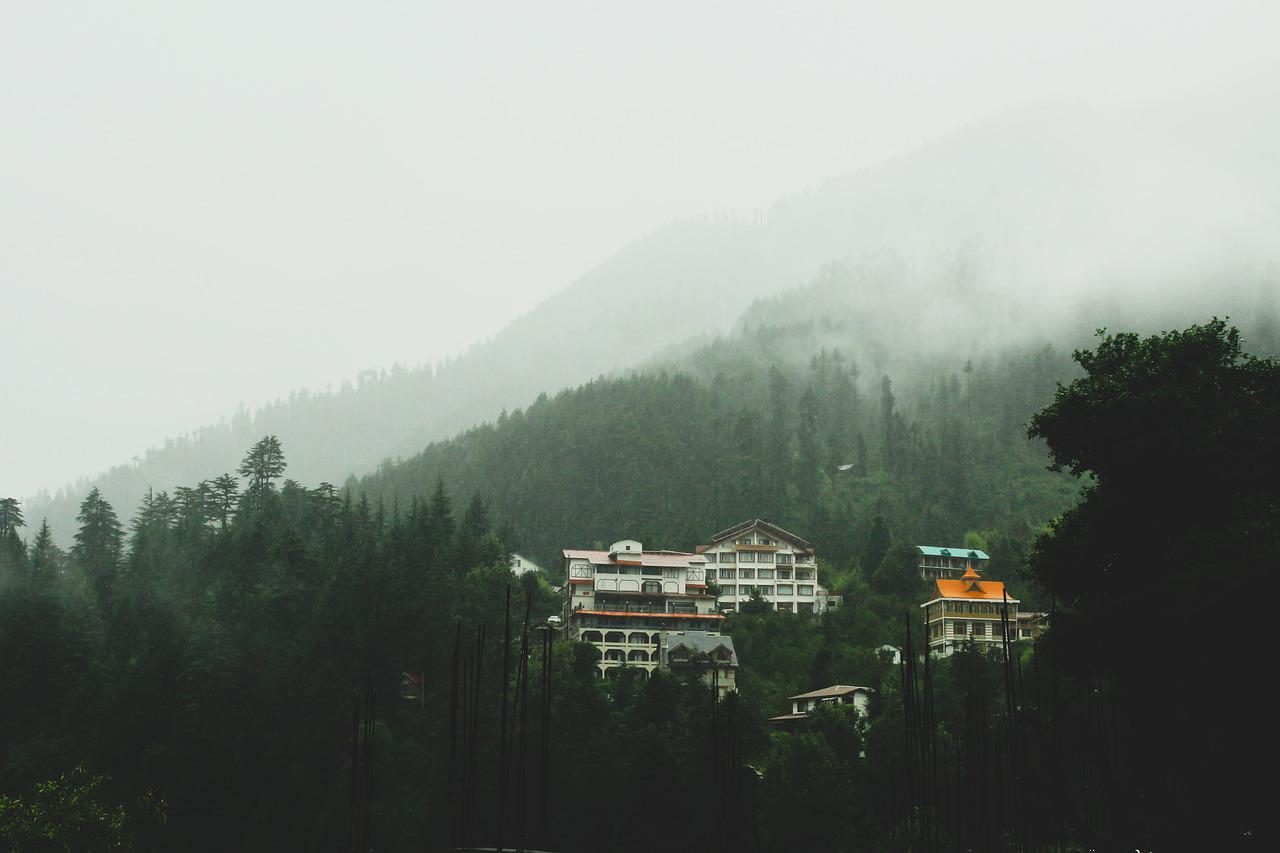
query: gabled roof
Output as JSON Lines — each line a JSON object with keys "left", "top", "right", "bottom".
{"left": 663, "top": 631, "right": 738, "bottom": 666}
{"left": 705, "top": 519, "right": 813, "bottom": 550}
{"left": 929, "top": 578, "right": 1019, "bottom": 602}
{"left": 787, "top": 684, "right": 873, "bottom": 701}
{"left": 917, "top": 545, "right": 989, "bottom": 560}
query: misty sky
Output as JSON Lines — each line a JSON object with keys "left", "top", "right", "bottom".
{"left": 3, "top": 1, "right": 1277, "bottom": 500}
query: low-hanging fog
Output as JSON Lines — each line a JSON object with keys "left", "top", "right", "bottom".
{"left": 3, "top": 0, "right": 1278, "bottom": 513}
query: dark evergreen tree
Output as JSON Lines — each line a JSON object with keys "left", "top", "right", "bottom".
{"left": 236, "top": 435, "right": 286, "bottom": 508}
{"left": 73, "top": 487, "right": 124, "bottom": 603}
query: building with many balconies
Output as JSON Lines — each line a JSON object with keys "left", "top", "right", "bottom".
{"left": 920, "top": 565, "right": 1020, "bottom": 655}
{"left": 916, "top": 545, "right": 990, "bottom": 581}
{"left": 697, "top": 519, "right": 840, "bottom": 614}
{"left": 563, "top": 540, "right": 723, "bottom": 679}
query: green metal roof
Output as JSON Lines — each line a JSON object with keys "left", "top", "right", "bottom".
{"left": 916, "top": 545, "right": 989, "bottom": 560}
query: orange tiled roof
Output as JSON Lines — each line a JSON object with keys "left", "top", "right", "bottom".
{"left": 934, "top": 578, "right": 1018, "bottom": 601}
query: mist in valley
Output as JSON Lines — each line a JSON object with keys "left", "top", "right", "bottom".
{"left": 2, "top": 3, "right": 1278, "bottom": 850}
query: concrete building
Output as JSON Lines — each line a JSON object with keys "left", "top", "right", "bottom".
{"left": 697, "top": 519, "right": 841, "bottom": 614}
{"left": 768, "top": 685, "right": 873, "bottom": 725}
{"left": 1016, "top": 610, "right": 1050, "bottom": 642}
{"left": 562, "top": 540, "right": 723, "bottom": 679}
{"left": 920, "top": 565, "right": 1020, "bottom": 655}
{"left": 916, "top": 545, "right": 990, "bottom": 581}
{"left": 657, "top": 630, "right": 739, "bottom": 698}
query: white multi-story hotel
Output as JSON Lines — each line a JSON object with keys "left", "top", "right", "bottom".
{"left": 696, "top": 519, "right": 840, "bottom": 614}
{"left": 562, "top": 540, "right": 724, "bottom": 679}
{"left": 920, "top": 565, "right": 1020, "bottom": 655}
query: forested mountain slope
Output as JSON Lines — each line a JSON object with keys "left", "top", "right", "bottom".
{"left": 26, "top": 97, "right": 1278, "bottom": 543}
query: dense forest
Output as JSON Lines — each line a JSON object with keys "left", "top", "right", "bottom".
{"left": 2, "top": 319, "right": 1274, "bottom": 850}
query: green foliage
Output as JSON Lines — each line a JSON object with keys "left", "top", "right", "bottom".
{"left": 1027, "top": 319, "right": 1279, "bottom": 847}
{"left": 0, "top": 765, "right": 162, "bottom": 852}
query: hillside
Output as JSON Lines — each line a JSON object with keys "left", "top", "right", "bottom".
{"left": 26, "top": 96, "right": 1279, "bottom": 544}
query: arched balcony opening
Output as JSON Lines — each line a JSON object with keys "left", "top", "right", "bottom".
{"left": 627, "top": 632, "right": 649, "bottom": 645}
{"left": 581, "top": 630, "right": 603, "bottom": 643}
{"left": 603, "top": 648, "right": 625, "bottom": 662}
{"left": 604, "top": 631, "right": 626, "bottom": 644}
{"left": 627, "top": 649, "right": 650, "bottom": 662}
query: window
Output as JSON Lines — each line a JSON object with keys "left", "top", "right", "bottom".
{"left": 797, "top": 570, "right": 813, "bottom": 580}
{"left": 777, "top": 602, "right": 793, "bottom": 613}
{"left": 735, "top": 537, "right": 753, "bottom": 545}
{"left": 798, "top": 602, "right": 814, "bottom": 613}
{"left": 758, "top": 552, "right": 774, "bottom": 563}
{"left": 719, "top": 552, "right": 736, "bottom": 563}
{"left": 776, "top": 584, "right": 793, "bottom": 595}
{"left": 720, "top": 568, "right": 736, "bottom": 579}
{"left": 739, "top": 568, "right": 755, "bottom": 579}
{"left": 739, "top": 551, "right": 755, "bottom": 563}
{"left": 759, "top": 537, "right": 775, "bottom": 546}
{"left": 798, "top": 585, "right": 814, "bottom": 596}
{"left": 706, "top": 568, "right": 717, "bottom": 581}
{"left": 720, "top": 584, "right": 736, "bottom": 594}
{"left": 758, "top": 585, "right": 774, "bottom": 596}
{"left": 776, "top": 553, "right": 792, "bottom": 564}
{"left": 953, "top": 621, "right": 966, "bottom": 635}
{"left": 642, "top": 580, "right": 661, "bottom": 594}
{"left": 776, "top": 569, "right": 791, "bottom": 580}
{"left": 758, "top": 569, "right": 774, "bottom": 579}
{"left": 973, "top": 622, "right": 986, "bottom": 636}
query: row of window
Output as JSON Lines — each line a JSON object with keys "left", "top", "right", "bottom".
{"left": 708, "top": 568, "right": 813, "bottom": 581}
{"left": 920, "top": 556, "right": 978, "bottom": 569}
{"left": 733, "top": 536, "right": 776, "bottom": 546}
{"left": 721, "top": 601, "right": 817, "bottom": 613}
{"left": 719, "top": 584, "right": 815, "bottom": 596}
{"left": 710, "top": 551, "right": 811, "bottom": 564}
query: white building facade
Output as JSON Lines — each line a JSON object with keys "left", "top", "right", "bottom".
{"left": 768, "top": 685, "right": 873, "bottom": 725}
{"left": 697, "top": 519, "right": 840, "bottom": 614}
{"left": 562, "top": 540, "right": 723, "bottom": 679}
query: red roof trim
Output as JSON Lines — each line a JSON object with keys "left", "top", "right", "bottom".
{"left": 575, "top": 610, "right": 725, "bottom": 620}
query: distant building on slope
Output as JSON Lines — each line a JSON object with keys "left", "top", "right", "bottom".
{"left": 920, "top": 565, "right": 1019, "bottom": 656}
{"left": 768, "top": 685, "right": 873, "bottom": 726}
{"left": 697, "top": 518, "right": 840, "bottom": 614}
{"left": 510, "top": 552, "right": 544, "bottom": 577}
{"left": 561, "top": 539, "right": 723, "bottom": 680}
{"left": 657, "top": 630, "right": 739, "bottom": 698}
{"left": 916, "top": 544, "right": 990, "bottom": 581}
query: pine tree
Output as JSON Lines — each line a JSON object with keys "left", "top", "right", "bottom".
{"left": 0, "top": 497, "right": 24, "bottom": 537}
{"left": 208, "top": 474, "right": 240, "bottom": 529}
{"left": 237, "top": 435, "right": 286, "bottom": 507}
{"left": 880, "top": 375, "right": 897, "bottom": 472}
{"left": 28, "top": 518, "right": 62, "bottom": 589}
{"left": 796, "top": 385, "right": 823, "bottom": 508}
{"left": 73, "top": 487, "right": 123, "bottom": 603}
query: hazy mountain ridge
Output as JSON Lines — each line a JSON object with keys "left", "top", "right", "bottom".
{"left": 24, "top": 96, "right": 1278, "bottom": 543}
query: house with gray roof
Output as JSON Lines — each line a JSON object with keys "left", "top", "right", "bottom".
{"left": 657, "top": 630, "right": 739, "bottom": 698}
